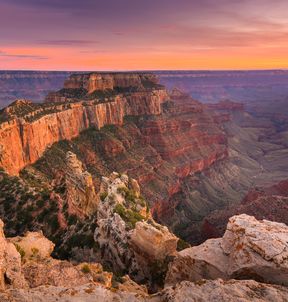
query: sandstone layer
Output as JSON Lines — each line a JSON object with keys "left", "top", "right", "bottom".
{"left": 0, "top": 72, "right": 167, "bottom": 175}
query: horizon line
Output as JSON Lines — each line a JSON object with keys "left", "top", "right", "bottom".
{"left": 1, "top": 68, "right": 288, "bottom": 73}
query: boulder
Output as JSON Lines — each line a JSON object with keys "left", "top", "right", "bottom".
{"left": 0, "top": 220, "right": 27, "bottom": 290}
{"left": 22, "top": 259, "right": 112, "bottom": 288}
{"left": 157, "top": 279, "right": 288, "bottom": 302}
{"left": 9, "top": 231, "right": 55, "bottom": 260}
{"left": 222, "top": 214, "right": 288, "bottom": 285}
{"left": 166, "top": 214, "right": 288, "bottom": 287}
{"left": 130, "top": 221, "right": 178, "bottom": 260}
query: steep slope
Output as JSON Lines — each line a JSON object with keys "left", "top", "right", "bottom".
{"left": 201, "top": 180, "right": 288, "bottom": 240}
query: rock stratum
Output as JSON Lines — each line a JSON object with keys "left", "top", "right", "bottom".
{"left": 0, "top": 73, "right": 167, "bottom": 175}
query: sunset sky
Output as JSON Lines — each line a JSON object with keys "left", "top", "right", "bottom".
{"left": 1, "top": 0, "right": 288, "bottom": 70}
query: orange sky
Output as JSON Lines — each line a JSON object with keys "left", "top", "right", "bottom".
{"left": 1, "top": 0, "right": 288, "bottom": 70}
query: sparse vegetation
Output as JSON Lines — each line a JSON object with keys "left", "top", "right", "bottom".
{"left": 31, "top": 247, "right": 39, "bottom": 257}
{"left": 14, "top": 244, "right": 25, "bottom": 260}
{"left": 81, "top": 264, "right": 91, "bottom": 274}
{"left": 100, "top": 192, "right": 108, "bottom": 201}
{"left": 177, "top": 238, "right": 190, "bottom": 251}
{"left": 114, "top": 203, "right": 144, "bottom": 229}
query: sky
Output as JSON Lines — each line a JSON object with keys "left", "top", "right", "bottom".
{"left": 0, "top": 0, "right": 288, "bottom": 70}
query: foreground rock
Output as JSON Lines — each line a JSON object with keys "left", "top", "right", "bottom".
{"left": 8, "top": 231, "right": 55, "bottom": 260}
{"left": 1, "top": 279, "right": 288, "bottom": 302}
{"left": 0, "top": 220, "right": 27, "bottom": 290}
{"left": 156, "top": 279, "right": 288, "bottom": 302}
{"left": 166, "top": 214, "right": 288, "bottom": 287}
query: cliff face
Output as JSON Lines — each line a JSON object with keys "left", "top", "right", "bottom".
{"left": 63, "top": 73, "right": 159, "bottom": 93}
{"left": 0, "top": 73, "right": 167, "bottom": 175}
{"left": 65, "top": 152, "right": 98, "bottom": 216}
{"left": 22, "top": 93, "right": 228, "bottom": 245}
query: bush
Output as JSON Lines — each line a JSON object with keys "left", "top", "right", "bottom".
{"left": 114, "top": 204, "right": 126, "bottom": 217}
{"left": 100, "top": 192, "right": 108, "bottom": 201}
{"left": 14, "top": 244, "right": 25, "bottom": 260}
{"left": 68, "top": 214, "right": 77, "bottom": 225}
{"left": 31, "top": 247, "right": 39, "bottom": 256}
{"left": 117, "top": 187, "right": 137, "bottom": 205}
{"left": 114, "top": 203, "right": 144, "bottom": 229}
{"left": 81, "top": 264, "right": 91, "bottom": 274}
{"left": 177, "top": 238, "right": 190, "bottom": 251}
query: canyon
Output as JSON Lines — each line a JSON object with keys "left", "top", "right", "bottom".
{"left": 0, "top": 71, "right": 72, "bottom": 108}
{"left": 0, "top": 71, "right": 288, "bottom": 299}
{"left": 1, "top": 71, "right": 288, "bottom": 246}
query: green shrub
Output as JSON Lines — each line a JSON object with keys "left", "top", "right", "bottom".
{"left": 31, "top": 247, "right": 39, "bottom": 256}
{"left": 14, "top": 244, "right": 25, "bottom": 259}
{"left": 81, "top": 264, "right": 91, "bottom": 274}
{"left": 117, "top": 186, "right": 129, "bottom": 195}
{"left": 177, "top": 238, "right": 190, "bottom": 251}
{"left": 114, "top": 204, "right": 126, "bottom": 217}
{"left": 68, "top": 214, "right": 77, "bottom": 225}
{"left": 100, "top": 192, "right": 108, "bottom": 201}
{"left": 114, "top": 203, "right": 144, "bottom": 229}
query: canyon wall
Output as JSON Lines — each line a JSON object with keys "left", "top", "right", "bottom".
{"left": 0, "top": 73, "right": 167, "bottom": 175}
{"left": 64, "top": 72, "right": 159, "bottom": 93}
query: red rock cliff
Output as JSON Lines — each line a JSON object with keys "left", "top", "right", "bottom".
{"left": 0, "top": 73, "right": 167, "bottom": 175}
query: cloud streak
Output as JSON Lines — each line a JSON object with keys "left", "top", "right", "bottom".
{"left": 0, "top": 51, "right": 48, "bottom": 60}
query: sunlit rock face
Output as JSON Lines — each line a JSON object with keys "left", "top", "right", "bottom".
{"left": 63, "top": 73, "right": 159, "bottom": 93}
{"left": 0, "top": 73, "right": 168, "bottom": 175}
{"left": 95, "top": 172, "right": 178, "bottom": 287}
{"left": 8, "top": 231, "right": 55, "bottom": 260}
{"left": 166, "top": 214, "right": 288, "bottom": 287}
{"left": 65, "top": 151, "right": 98, "bottom": 216}
{"left": 0, "top": 220, "right": 27, "bottom": 290}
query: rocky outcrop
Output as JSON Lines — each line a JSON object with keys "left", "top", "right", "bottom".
{"left": 95, "top": 172, "right": 178, "bottom": 286}
{"left": 0, "top": 218, "right": 112, "bottom": 293}
{"left": 1, "top": 279, "right": 288, "bottom": 302}
{"left": 157, "top": 279, "right": 288, "bottom": 302}
{"left": 130, "top": 222, "right": 177, "bottom": 261}
{"left": 22, "top": 259, "right": 112, "bottom": 289}
{"left": 8, "top": 231, "right": 55, "bottom": 260}
{"left": 0, "top": 220, "right": 27, "bottom": 290}
{"left": 65, "top": 152, "right": 98, "bottom": 216}
{"left": 166, "top": 214, "right": 288, "bottom": 287}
